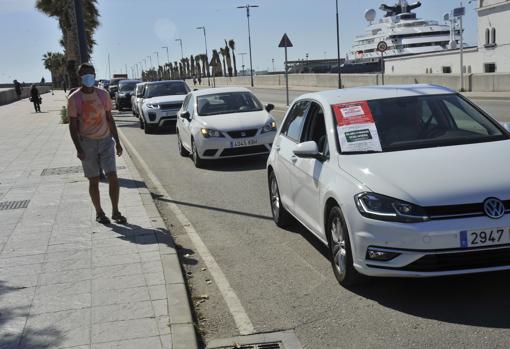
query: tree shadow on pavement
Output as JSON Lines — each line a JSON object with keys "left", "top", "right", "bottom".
{"left": 152, "top": 194, "right": 273, "bottom": 221}
{"left": 118, "top": 177, "right": 146, "bottom": 189}
{"left": 0, "top": 281, "right": 63, "bottom": 348}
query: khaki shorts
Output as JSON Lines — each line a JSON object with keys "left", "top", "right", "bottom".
{"left": 80, "top": 136, "right": 116, "bottom": 178}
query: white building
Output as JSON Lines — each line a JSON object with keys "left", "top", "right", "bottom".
{"left": 386, "top": 0, "right": 510, "bottom": 74}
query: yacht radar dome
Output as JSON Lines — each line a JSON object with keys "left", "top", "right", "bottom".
{"left": 365, "top": 9, "right": 377, "bottom": 23}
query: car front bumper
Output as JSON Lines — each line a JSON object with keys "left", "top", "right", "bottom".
{"left": 144, "top": 109, "right": 179, "bottom": 128}
{"left": 350, "top": 214, "right": 510, "bottom": 277}
{"left": 195, "top": 131, "right": 276, "bottom": 159}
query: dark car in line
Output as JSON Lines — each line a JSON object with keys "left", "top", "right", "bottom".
{"left": 115, "top": 79, "right": 140, "bottom": 110}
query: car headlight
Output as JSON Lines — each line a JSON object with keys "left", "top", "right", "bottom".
{"left": 200, "top": 128, "right": 224, "bottom": 138}
{"left": 146, "top": 104, "right": 159, "bottom": 109}
{"left": 261, "top": 120, "right": 277, "bottom": 134}
{"left": 355, "top": 192, "right": 429, "bottom": 223}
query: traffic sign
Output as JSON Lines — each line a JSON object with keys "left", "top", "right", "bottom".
{"left": 377, "top": 41, "right": 388, "bottom": 53}
{"left": 453, "top": 7, "right": 465, "bottom": 17}
{"left": 278, "top": 33, "right": 293, "bottom": 48}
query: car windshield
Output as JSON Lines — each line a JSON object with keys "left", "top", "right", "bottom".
{"left": 119, "top": 81, "right": 138, "bottom": 92}
{"left": 145, "top": 82, "right": 189, "bottom": 98}
{"left": 336, "top": 94, "right": 507, "bottom": 153}
{"left": 197, "top": 92, "right": 263, "bottom": 116}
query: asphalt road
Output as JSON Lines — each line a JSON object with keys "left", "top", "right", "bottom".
{"left": 115, "top": 92, "right": 510, "bottom": 349}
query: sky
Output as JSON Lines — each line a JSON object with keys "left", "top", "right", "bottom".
{"left": 0, "top": 0, "right": 478, "bottom": 82}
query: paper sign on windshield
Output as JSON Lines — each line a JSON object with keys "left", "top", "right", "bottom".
{"left": 332, "top": 101, "right": 382, "bottom": 152}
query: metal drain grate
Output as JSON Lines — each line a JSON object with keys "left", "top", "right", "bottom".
{"left": 214, "top": 343, "right": 282, "bottom": 349}
{"left": 0, "top": 200, "right": 30, "bottom": 210}
{"left": 207, "top": 330, "right": 302, "bottom": 349}
{"left": 41, "top": 166, "right": 126, "bottom": 176}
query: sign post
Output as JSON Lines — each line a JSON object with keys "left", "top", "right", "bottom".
{"left": 278, "top": 33, "right": 293, "bottom": 106}
{"left": 454, "top": 6, "right": 466, "bottom": 91}
{"left": 376, "top": 41, "right": 388, "bottom": 86}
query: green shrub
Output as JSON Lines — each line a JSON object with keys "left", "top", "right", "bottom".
{"left": 60, "top": 106, "right": 69, "bottom": 124}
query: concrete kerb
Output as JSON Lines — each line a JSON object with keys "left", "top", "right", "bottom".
{"left": 118, "top": 129, "right": 199, "bottom": 349}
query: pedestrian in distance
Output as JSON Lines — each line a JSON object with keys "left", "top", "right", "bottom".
{"left": 193, "top": 76, "right": 197, "bottom": 86}
{"left": 198, "top": 76, "right": 202, "bottom": 85}
{"left": 30, "top": 84, "right": 41, "bottom": 112}
{"left": 68, "top": 62, "right": 127, "bottom": 225}
{"left": 62, "top": 78, "right": 67, "bottom": 93}
{"left": 13, "top": 80, "right": 22, "bottom": 99}
{"left": 41, "top": 77, "right": 45, "bottom": 85}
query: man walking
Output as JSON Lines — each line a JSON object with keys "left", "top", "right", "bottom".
{"left": 68, "top": 62, "right": 127, "bottom": 224}
{"left": 13, "top": 80, "right": 22, "bottom": 99}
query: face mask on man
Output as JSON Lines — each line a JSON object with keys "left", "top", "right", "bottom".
{"left": 81, "top": 74, "right": 95, "bottom": 88}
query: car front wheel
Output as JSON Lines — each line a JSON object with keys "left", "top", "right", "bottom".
{"left": 191, "top": 139, "right": 204, "bottom": 168}
{"left": 268, "top": 171, "right": 292, "bottom": 227}
{"left": 327, "top": 206, "right": 363, "bottom": 287}
{"left": 177, "top": 132, "right": 189, "bottom": 157}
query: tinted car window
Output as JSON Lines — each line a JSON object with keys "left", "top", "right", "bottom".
{"left": 119, "top": 81, "right": 139, "bottom": 92}
{"left": 145, "top": 82, "right": 189, "bottom": 98}
{"left": 281, "top": 101, "right": 310, "bottom": 142}
{"left": 196, "top": 92, "right": 263, "bottom": 116}
{"left": 301, "top": 102, "right": 328, "bottom": 155}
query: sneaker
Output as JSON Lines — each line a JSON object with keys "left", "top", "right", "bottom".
{"left": 112, "top": 211, "right": 127, "bottom": 224}
{"left": 96, "top": 213, "right": 111, "bottom": 225}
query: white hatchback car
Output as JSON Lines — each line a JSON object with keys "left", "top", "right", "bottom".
{"left": 140, "top": 80, "right": 190, "bottom": 134}
{"left": 131, "top": 82, "right": 146, "bottom": 118}
{"left": 267, "top": 84, "right": 510, "bottom": 287}
{"left": 176, "top": 87, "right": 277, "bottom": 168}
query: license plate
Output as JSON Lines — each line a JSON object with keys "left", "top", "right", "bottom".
{"left": 460, "top": 228, "right": 510, "bottom": 248}
{"left": 231, "top": 139, "right": 257, "bottom": 148}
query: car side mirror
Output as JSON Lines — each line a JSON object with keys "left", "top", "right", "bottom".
{"left": 181, "top": 111, "right": 191, "bottom": 120}
{"left": 293, "top": 141, "right": 323, "bottom": 160}
{"left": 136, "top": 94, "right": 143, "bottom": 98}
{"left": 193, "top": 88, "right": 199, "bottom": 91}
{"left": 265, "top": 103, "right": 275, "bottom": 113}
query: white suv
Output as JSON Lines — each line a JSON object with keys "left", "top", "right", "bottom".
{"left": 139, "top": 80, "right": 190, "bottom": 134}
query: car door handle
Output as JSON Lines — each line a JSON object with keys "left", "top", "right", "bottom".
{"left": 291, "top": 155, "right": 298, "bottom": 163}
{"left": 274, "top": 145, "right": 280, "bottom": 151}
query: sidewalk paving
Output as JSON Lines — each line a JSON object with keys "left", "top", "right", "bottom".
{"left": 0, "top": 92, "right": 197, "bottom": 349}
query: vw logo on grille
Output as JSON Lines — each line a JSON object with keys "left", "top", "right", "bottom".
{"left": 483, "top": 197, "right": 506, "bottom": 219}
{"left": 241, "top": 131, "right": 247, "bottom": 137}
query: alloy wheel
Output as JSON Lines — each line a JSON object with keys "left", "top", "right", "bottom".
{"left": 270, "top": 175, "right": 281, "bottom": 221}
{"left": 330, "top": 214, "right": 346, "bottom": 276}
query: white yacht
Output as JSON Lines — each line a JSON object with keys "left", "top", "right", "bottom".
{"left": 347, "top": 0, "right": 460, "bottom": 61}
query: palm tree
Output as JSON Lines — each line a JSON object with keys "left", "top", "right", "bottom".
{"left": 35, "top": 0, "right": 100, "bottom": 88}
{"left": 194, "top": 56, "right": 202, "bottom": 80}
{"left": 42, "top": 51, "right": 66, "bottom": 88}
{"left": 211, "top": 50, "right": 222, "bottom": 77}
{"left": 228, "top": 39, "right": 237, "bottom": 77}
{"left": 219, "top": 47, "right": 227, "bottom": 77}
{"left": 224, "top": 40, "right": 233, "bottom": 77}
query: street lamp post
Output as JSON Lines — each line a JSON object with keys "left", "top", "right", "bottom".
{"left": 143, "top": 59, "right": 147, "bottom": 70}
{"left": 147, "top": 56, "right": 153, "bottom": 69}
{"left": 196, "top": 26, "right": 211, "bottom": 86}
{"left": 272, "top": 58, "right": 275, "bottom": 73}
{"left": 154, "top": 51, "right": 160, "bottom": 79}
{"left": 162, "top": 46, "right": 170, "bottom": 80}
{"left": 175, "top": 39, "right": 184, "bottom": 60}
{"left": 335, "top": 0, "right": 342, "bottom": 88}
{"left": 237, "top": 4, "right": 259, "bottom": 87}
{"left": 239, "top": 53, "right": 247, "bottom": 76}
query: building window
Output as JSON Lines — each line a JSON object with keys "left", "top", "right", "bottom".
{"left": 485, "top": 28, "right": 490, "bottom": 45}
{"left": 442, "top": 66, "right": 452, "bottom": 74}
{"left": 484, "top": 63, "right": 496, "bottom": 73}
{"left": 491, "top": 28, "right": 496, "bottom": 44}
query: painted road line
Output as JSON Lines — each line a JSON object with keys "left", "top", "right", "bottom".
{"left": 118, "top": 129, "right": 255, "bottom": 336}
